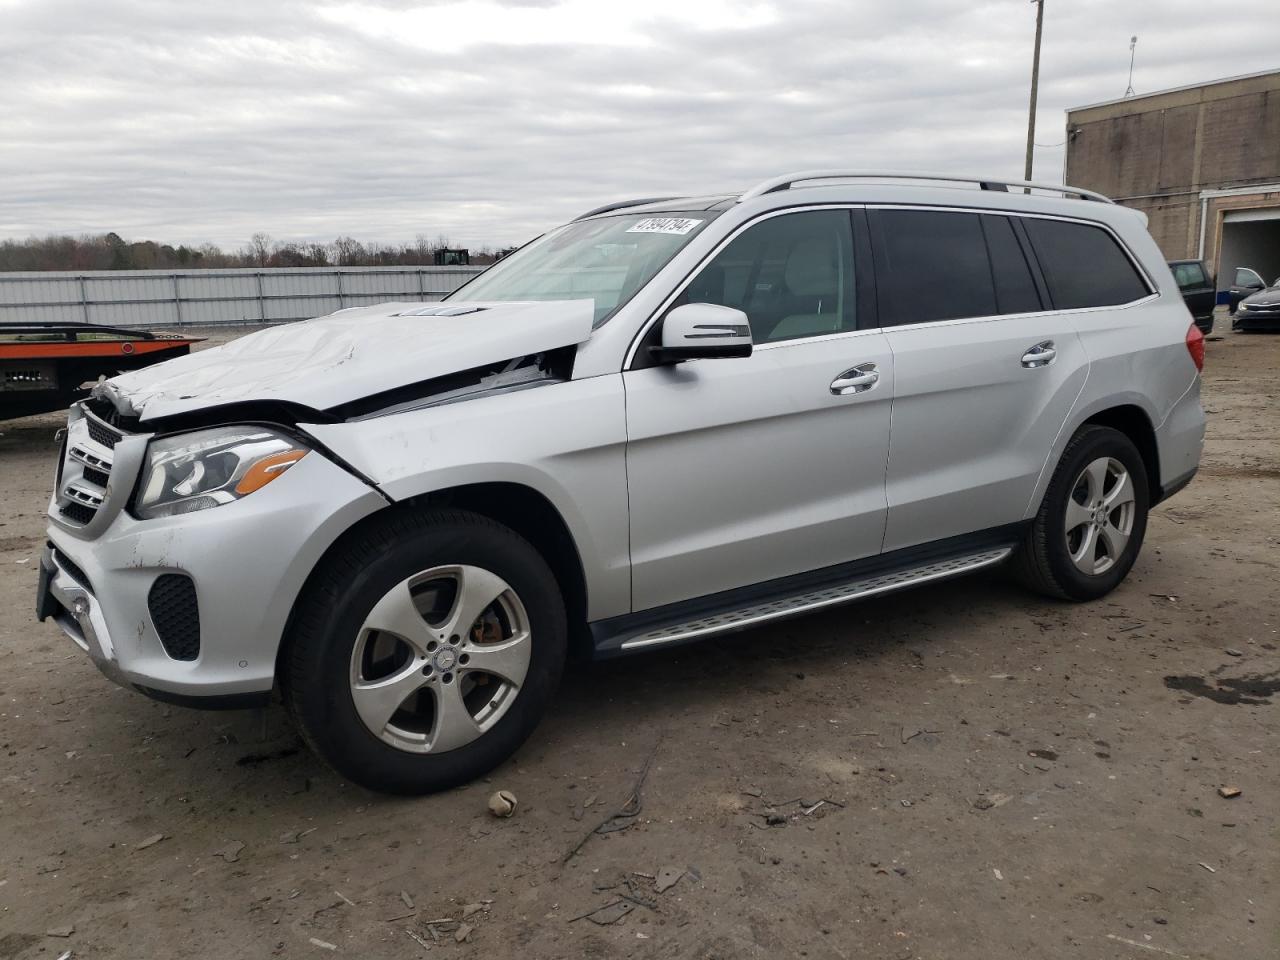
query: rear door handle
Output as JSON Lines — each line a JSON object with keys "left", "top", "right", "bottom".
{"left": 1021, "top": 341, "right": 1057, "bottom": 368}
{"left": 830, "top": 363, "right": 880, "bottom": 395}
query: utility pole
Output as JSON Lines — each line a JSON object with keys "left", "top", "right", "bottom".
{"left": 1124, "top": 35, "right": 1138, "bottom": 96}
{"left": 1024, "top": 0, "right": 1045, "bottom": 183}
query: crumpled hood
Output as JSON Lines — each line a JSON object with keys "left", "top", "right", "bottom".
{"left": 96, "top": 300, "right": 595, "bottom": 421}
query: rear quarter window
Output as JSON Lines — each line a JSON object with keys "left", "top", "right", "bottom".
{"left": 1022, "top": 218, "right": 1150, "bottom": 310}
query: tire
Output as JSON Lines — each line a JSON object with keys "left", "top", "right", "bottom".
{"left": 284, "top": 508, "right": 566, "bottom": 795}
{"left": 1013, "top": 425, "right": 1149, "bottom": 602}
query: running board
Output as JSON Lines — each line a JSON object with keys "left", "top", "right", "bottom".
{"left": 597, "top": 546, "right": 1013, "bottom": 655}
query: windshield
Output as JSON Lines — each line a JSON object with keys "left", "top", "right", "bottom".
{"left": 446, "top": 212, "right": 717, "bottom": 326}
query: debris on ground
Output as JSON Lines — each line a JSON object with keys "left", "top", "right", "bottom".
{"left": 992, "top": 868, "right": 1004, "bottom": 881}
{"left": 1224, "top": 648, "right": 1243, "bottom": 657}
{"left": 655, "top": 866, "right": 684, "bottom": 893}
{"left": 487, "top": 790, "right": 518, "bottom": 818}
{"left": 400, "top": 891, "right": 415, "bottom": 910}
{"left": 215, "top": 840, "right": 246, "bottom": 863}
{"left": 461, "top": 902, "right": 485, "bottom": 919}
{"left": 46, "top": 923, "right": 74, "bottom": 938}
{"left": 563, "top": 737, "right": 662, "bottom": 862}
{"left": 235, "top": 744, "right": 301, "bottom": 766}
{"left": 308, "top": 937, "right": 337, "bottom": 951}
{"left": 405, "top": 929, "right": 431, "bottom": 949}
{"left": 454, "top": 922, "right": 474, "bottom": 942}
{"left": 1104, "top": 933, "right": 1188, "bottom": 957}
{"left": 1027, "top": 749, "right": 1058, "bottom": 761}
{"left": 134, "top": 833, "right": 166, "bottom": 851}
{"left": 1218, "top": 785, "right": 1242, "bottom": 799}
{"left": 572, "top": 899, "right": 635, "bottom": 925}
{"left": 1197, "top": 862, "right": 1216, "bottom": 873}
{"left": 973, "top": 792, "right": 1013, "bottom": 810}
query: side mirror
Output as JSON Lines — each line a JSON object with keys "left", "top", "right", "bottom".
{"left": 650, "top": 303, "right": 753, "bottom": 363}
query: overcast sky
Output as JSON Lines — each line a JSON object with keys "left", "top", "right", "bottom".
{"left": 1, "top": 0, "right": 1277, "bottom": 250}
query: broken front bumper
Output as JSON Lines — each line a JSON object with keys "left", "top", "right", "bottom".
{"left": 37, "top": 449, "right": 387, "bottom": 707}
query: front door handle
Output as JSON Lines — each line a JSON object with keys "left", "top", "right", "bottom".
{"left": 1021, "top": 341, "right": 1057, "bottom": 368}
{"left": 830, "top": 363, "right": 880, "bottom": 395}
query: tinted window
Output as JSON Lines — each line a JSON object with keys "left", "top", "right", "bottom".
{"left": 1234, "top": 267, "right": 1264, "bottom": 288}
{"left": 982, "top": 215, "right": 1042, "bottom": 314}
{"left": 675, "top": 210, "right": 855, "bottom": 343}
{"left": 875, "top": 210, "right": 996, "bottom": 324}
{"left": 1022, "top": 218, "right": 1149, "bottom": 309}
{"left": 1171, "top": 262, "right": 1207, "bottom": 289}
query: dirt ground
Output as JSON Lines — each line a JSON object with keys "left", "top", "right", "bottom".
{"left": 1, "top": 318, "right": 1276, "bottom": 960}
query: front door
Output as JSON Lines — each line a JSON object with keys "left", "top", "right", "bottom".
{"left": 623, "top": 208, "right": 892, "bottom": 611}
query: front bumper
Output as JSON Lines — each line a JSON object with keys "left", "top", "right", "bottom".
{"left": 1233, "top": 307, "right": 1280, "bottom": 331}
{"left": 38, "top": 448, "right": 386, "bottom": 704}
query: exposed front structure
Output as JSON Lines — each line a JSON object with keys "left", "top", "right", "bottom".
{"left": 1065, "top": 69, "right": 1280, "bottom": 294}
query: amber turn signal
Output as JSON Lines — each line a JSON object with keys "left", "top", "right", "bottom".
{"left": 235, "top": 449, "right": 308, "bottom": 495}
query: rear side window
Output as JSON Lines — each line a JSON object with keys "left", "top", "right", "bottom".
{"left": 1171, "top": 262, "right": 1207, "bottom": 289}
{"left": 982, "top": 215, "right": 1042, "bottom": 314}
{"left": 1022, "top": 218, "right": 1149, "bottom": 309}
{"left": 874, "top": 210, "right": 996, "bottom": 324}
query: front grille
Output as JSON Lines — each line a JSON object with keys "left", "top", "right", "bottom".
{"left": 55, "top": 407, "right": 126, "bottom": 528}
{"left": 86, "top": 417, "right": 120, "bottom": 449}
{"left": 148, "top": 574, "right": 201, "bottom": 661}
{"left": 61, "top": 502, "right": 98, "bottom": 525}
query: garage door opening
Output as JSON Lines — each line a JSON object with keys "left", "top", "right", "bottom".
{"left": 1218, "top": 209, "right": 1280, "bottom": 298}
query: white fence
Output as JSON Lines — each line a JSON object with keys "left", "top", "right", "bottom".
{"left": 0, "top": 265, "right": 486, "bottom": 328}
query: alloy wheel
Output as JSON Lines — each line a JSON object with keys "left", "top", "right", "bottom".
{"left": 1064, "top": 456, "right": 1136, "bottom": 576}
{"left": 348, "top": 564, "right": 532, "bottom": 754}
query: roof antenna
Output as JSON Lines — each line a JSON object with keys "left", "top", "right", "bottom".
{"left": 1124, "top": 35, "right": 1138, "bottom": 97}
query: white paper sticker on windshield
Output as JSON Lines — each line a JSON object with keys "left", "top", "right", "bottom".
{"left": 626, "top": 217, "right": 704, "bottom": 236}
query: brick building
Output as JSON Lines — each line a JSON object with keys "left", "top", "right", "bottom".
{"left": 1065, "top": 69, "right": 1280, "bottom": 292}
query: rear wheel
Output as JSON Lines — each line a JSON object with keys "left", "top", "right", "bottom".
{"left": 285, "top": 509, "right": 566, "bottom": 794}
{"left": 1013, "top": 425, "right": 1149, "bottom": 601}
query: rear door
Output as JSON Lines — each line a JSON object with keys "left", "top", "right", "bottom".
{"left": 623, "top": 208, "right": 893, "bottom": 611}
{"left": 1170, "top": 261, "right": 1215, "bottom": 322}
{"left": 869, "top": 208, "right": 1090, "bottom": 553}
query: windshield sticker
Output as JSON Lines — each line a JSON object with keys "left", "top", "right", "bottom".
{"left": 626, "top": 217, "right": 704, "bottom": 236}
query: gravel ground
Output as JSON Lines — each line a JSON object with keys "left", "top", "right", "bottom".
{"left": 0, "top": 319, "right": 1276, "bottom": 960}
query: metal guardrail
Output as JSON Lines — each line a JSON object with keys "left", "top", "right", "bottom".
{"left": 0, "top": 266, "right": 486, "bottom": 328}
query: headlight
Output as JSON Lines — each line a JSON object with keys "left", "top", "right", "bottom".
{"left": 1237, "top": 302, "right": 1249, "bottom": 312}
{"left": 134, "top": 426, "right": 309, "bottom": 520}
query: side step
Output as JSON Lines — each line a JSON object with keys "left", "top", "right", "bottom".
{"left": 596, "top": 546, "right": 1013, "bottom": 656}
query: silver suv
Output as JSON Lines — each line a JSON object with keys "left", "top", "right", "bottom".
{"left": 37, "top": 171, "right": 1206, "bottom": 794}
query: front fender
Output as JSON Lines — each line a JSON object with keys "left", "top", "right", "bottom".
{"left": 301, "top": 376, "right": 630, "bottom": 620}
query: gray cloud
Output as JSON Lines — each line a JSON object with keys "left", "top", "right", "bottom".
{"left": 1, "top": 0, "right": 1276, "bottom": 250}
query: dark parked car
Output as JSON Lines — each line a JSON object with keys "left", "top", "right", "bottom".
{"left": 1228, "top": 266, "right": 1268, "bottom": 314}
{"left": 1232, "top": 277, "right": 1280, "bottom": 331}
{"left": 1169, "top": 259, "right": 1216, "bottom": 334}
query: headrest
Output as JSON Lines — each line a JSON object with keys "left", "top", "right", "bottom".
{"left": 784, "top": 239, "right": 837, "bottom": 296}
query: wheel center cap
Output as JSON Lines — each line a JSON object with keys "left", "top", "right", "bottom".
{"left": 433, "top": 647, "right": 458, "bottom": 672}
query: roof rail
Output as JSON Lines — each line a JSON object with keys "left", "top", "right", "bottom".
{"left": 574, "top": 197, "right": 680, "bottom": 220}
{"left": 738, "top": 170, "right": 1114, "bottom": 204}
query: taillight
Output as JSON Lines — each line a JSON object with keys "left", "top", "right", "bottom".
{"left": 1185, "top": 322, "right": 1205, "bottom": 372}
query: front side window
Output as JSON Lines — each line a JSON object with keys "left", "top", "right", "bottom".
{"left": 1022, "top": 217, "right": 1149, "bottom": 310}
{"left": 448, "top": 212, "right": 717, "bottom": 326}
{"left": 1234, "top": 267, "right": 1264, "bottom": 288}
{"left": 672, "top": 209, "right": 856, "bottom": 343}
{"left": 874, "top": 210, "right": 996, "bottom": 324}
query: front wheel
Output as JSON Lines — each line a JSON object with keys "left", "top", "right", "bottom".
{"left": 1013, "top": 425, "right": 1149, "bottom": 601}
{"left": 284, "top": 509, "right": 566, "bottom": 794}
